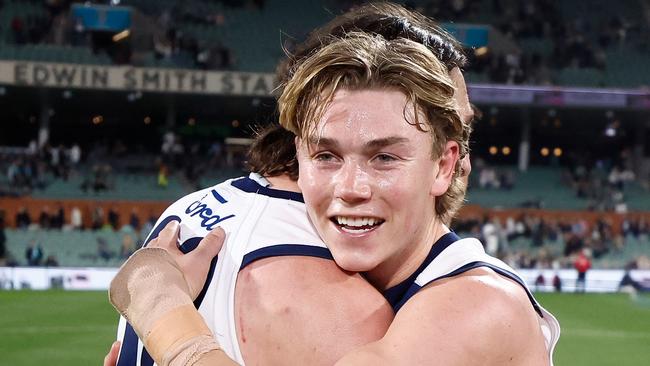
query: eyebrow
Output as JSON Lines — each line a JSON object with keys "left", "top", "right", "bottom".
{"left": 307, "top": 136, "right": 409, "bottom": 150}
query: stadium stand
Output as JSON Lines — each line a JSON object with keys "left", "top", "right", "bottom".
{"left": 1, "top": 0, "right": 649, "bottom": 87}
{"left": 0, "top": 0, "right": 648, "bottom": 272}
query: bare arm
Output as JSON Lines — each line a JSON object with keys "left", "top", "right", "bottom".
{"left": 109, "top": 222, "right": 393, "bottom": 366}
{"left": 109, "top": 222, "right": 237, "bottom": 366}
{"left": 336, "top": 268, "right": 549, "bottom": 366}
{"left": 236, "top": 256, "right": 393, "bottom": 365}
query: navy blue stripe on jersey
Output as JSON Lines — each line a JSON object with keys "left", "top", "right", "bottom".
{"left": 140, "top": 349, "right": 154, "bottom": 366}
{"left": 116, "top": 325, "right": 139, "bottom": 366}
{"left": 177, "top": 236, "right": 219, "bottom": 307}
{"left": 211, "top": 189, "right": 228, "bottom": 203}
{"left": 179, "top": 237, "right": 203, "bottom": 253}
{"left": 240, "top": 244, "right": 333, "bottom": 270}
{"left": 143, "top": 215, "right": 181, "bottom": 247}
{"left": 230, "top": 176, "right": 304, "bottom": 202}
{"left": 120, "top": 216, "right": 181, "bottom": 365}
{"left": 195, "top": 254, "right": 218, "bottom": 307}
{"left": 392, "top": 261, "right": 543, "bottom": 317}
{"left": 119, "top": 216, "right": 216, "bottom": 366}
{"left": 382, "top": 232, "right": 460, "bottom": 307}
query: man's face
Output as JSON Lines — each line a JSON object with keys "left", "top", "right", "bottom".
{"left": 296, "top": 88, "right": 457, "bottom": 287}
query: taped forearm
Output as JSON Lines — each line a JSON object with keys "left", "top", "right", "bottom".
{"left": 109, "top": 248, "right": 237, "bottom": 365}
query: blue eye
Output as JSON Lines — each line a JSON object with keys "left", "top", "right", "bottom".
{"left": 314, "top": 152, "right": 337, "bottom": 162}
{"left": 375, "top": 154, "right": 397, "bottom": 162}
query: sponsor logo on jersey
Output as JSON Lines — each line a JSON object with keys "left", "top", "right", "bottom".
{"left": 185, "top": 189, "right": 235, "bottom": 230}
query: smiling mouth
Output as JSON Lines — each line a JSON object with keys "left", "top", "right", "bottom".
{"left": 330, "top": 216, "right": 385, "bottom": 234}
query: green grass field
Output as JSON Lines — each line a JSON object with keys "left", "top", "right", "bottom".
{"left": 1, "top": 291, "right": 649, "bottom": 365}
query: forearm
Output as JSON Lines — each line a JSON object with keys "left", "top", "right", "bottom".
{"left": 110, "top": 247, "right": 237, "bottom": 366}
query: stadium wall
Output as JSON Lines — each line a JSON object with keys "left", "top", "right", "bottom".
{"left": 1, "top": 266, "right": 648, "bottom": 293}
{"left": 3, "top": 197, "right": 650, "bottom": 233}
{"left": 0, "top": 197, "right": 170, "bottom": 229}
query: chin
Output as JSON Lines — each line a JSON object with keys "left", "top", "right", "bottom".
{"left": 331, "top": 252, "right": 377, "bottom": 273}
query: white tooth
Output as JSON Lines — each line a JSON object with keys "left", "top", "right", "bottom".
{"left": 368, "top": 218, "right": 375, "bottom": 226}
{"left": 354, "top": 218, "right": 364, "bottom": 227}
{"left": 362, "top": 218, "right": 369, "bottom": 226}
{"left": 338, "top": 216, "right": 346, "bottom": 225}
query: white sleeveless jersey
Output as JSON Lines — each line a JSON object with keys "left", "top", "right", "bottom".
{"left": 116, "top": 173, "right": 331, "bottom": 366}
{"left": 383, "top": 232, "right": 560, "bottom": 366}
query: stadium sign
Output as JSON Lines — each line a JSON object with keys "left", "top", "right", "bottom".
{"left": 2, "top": 60, "right": 649, "bottom": 108}
{"left": 2, "top": 266, "right": 649, "bottom": 292}
{"left": 0, "top": 60, "right": 276, "bottom": 96}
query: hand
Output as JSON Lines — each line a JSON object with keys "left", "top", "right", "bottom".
{"left": 147, "top": 221, "right": 225, "bottom": 300}
{"left": 103, "top": 341, "right": 120, "bottom": 366}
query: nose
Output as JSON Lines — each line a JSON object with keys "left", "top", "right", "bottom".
{"left": 334, "top": 161, "right": 371, "bottom": 204}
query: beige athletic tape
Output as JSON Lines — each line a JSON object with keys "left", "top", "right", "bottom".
{"left": 110, "top": 247, "right": 237, "bottom": 365}
{"left": 146, "top": 304, "right": 211, "bottom": 364}
{"left": 110, "top": 247, "right": 194, "bottom": 340}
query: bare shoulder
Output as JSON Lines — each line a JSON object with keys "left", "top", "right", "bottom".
{"left": 339, "top": 268, "right": 548, "bottom": 366}
{"left": 236, "top": 256, "right": 393, "bottom": 366}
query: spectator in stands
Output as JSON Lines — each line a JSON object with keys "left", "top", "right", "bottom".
{"left": 108, "top": 207, "right": 120, "bottom": 230}
{"left": 15, "top": 207, "right": 31, "bottom": 229}
{"left": 93, "top": 164, "right": 112, "bottom": 192}
{"left": 38, "top": 206, "right": 52, "bottom": 229}
{"left": 0, "top": 218, "right": 6, "bottom": 262}
{"left": 70, "top": 206, "right": 83, "bottom": 230}
{"left": 44, "top": 255, "right": 59, "bottom": 267}
{"left": 68, "top": 143, "right": 81, "bottom": 168}
{"left": 158, "top": 163, "right": 169, "bottom": 188}
{"left": 574, "top": 249, "right": 591, "bottom": 293}
{"left": 479, "top": 166, "right": 499, "bottom": 189}
{"left": 51, "top": 204, "right": 65, "bottom": 229}
{"left": 480, "top": 215, "right": 500, "bottom": 256}
{"left": 11, "top": 15, "right": 26, "bottom": 44}
{"left": 25, "top": 240, "right": 43, "bottom": 266}
{"left": 120, "top": 234, "right": 136, "bottom": 259}
{"left": 97, "top": 237, "right": 113, "bottom": 262}
{"left": 91, "top": 206, "right": 104, "bottom": 230}
{"left": 128, "top": 208, "right": 140, "bottom": 231}
{"left": 552, "top": 273, "right": 562, "bottom": 292}
{"left": 534, "top": 273, "right": 545, "bottom": 292}
{"left": 564, "top": 232, "right": 584, "bottom": 256}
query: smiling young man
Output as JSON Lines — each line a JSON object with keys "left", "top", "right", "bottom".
{"left": 280, "top": 32, "right": 559, "bottom": 364}
{"left": 109, "top": 3, "right": 558, "bottom": 366}
{"left": 111, "top": 30, "right": 559, "bottom": 366}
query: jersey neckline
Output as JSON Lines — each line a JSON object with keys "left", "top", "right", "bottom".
{"left": 230, "top": 173, "right": 305, "bottom": 203}
{"left": 382, "top": 231, "right": 461, "bottom": 307}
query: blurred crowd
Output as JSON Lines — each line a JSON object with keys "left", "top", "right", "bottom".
{"left": 1, "top": 142, "right": 81, "bottom": 197}
{"left": 0, "top": 130, "right": 237, "bottom": 197}
{"left": 453, "top": 213, "right": 650, "bottom": 271}
{"left": 4, "top": 0, "right": 649, "bottom": 83}
{"left": 0, "top": 205, "right": 156, "bottom": 267}
{"left": 563, "top": 148, "right": 640, "bottom": 212}
{"left": 407, "top": 0, "right": 648, "bottom": 85}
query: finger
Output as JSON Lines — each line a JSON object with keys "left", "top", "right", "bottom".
{"left": 151, "top": 220, "right": 180, "bottom": 250}
{"left": 103, "top": 341, "right": 121, "bottom": 366}
{"left": 195, "top": 227, "right": 225, "bottom": 259}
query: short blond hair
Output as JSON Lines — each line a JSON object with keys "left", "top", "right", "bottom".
{"left": 278, "top": 32, "right": 470, "bottom": 223}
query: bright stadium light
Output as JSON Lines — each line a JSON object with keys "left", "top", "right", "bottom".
{"left": 540, "top": 147, "right": 549, "bottom": 156}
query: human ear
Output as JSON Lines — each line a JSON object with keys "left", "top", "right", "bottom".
{"left": 430, "top": 141, "right": 460, "bottom": 197}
